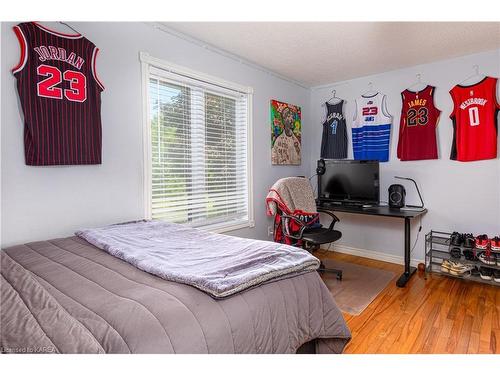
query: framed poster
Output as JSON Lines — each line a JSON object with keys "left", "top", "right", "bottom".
{"left": 271, "top": 99, "right": 302, "bottom": 165}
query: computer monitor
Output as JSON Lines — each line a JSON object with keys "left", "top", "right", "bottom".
{"left": 318, "top": 160, "right": 380, "bottom": 205}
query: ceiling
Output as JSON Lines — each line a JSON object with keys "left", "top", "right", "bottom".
{"left": 164, "top": 22, "right": 500, "bottom": 87}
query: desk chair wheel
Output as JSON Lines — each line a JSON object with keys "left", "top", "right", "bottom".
{"left": 318, "top": 261, "right": 343, "bottom": 280}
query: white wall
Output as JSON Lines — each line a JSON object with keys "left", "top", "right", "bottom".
{"left": 309, "top": 49, "right": 500, "bottom": 262}
{"left": 1, "top": 22, "right": 311, "bottom": 247}
{"left": 2, "top": 22, "right": 499, "bottom": 263}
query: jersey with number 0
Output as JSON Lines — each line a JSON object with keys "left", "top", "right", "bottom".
{"left": 352, "top": 93, "right": 392, "bottom": 162}
{"left": 449, "top": 77, "right": 499, "bottom": 162}
{"left": 12, "top": 22, "right": 104, "bottom": 166}
{"left": 397, "top": 86, "right": 440, "bottom": 161}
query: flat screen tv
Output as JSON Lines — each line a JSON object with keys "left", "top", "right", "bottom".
{"left": 318, "top": 160, "right": 380, "bottom": 205}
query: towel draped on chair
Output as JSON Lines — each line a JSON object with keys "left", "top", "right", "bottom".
{"left": 265, "top": 177, "right": 320, "bottom": 244}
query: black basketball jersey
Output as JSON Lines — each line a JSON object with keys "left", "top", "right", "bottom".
{"left": 12, "top": 22, "right": 104, "bottom": 166}
{"left": 321, "top": 100, "right": 348, "bottom": 159}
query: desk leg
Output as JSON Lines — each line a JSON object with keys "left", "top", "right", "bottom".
{"left": 396, "top": 217, "right": 416, "bottom": 287}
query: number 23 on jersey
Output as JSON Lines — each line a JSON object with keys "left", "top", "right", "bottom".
{"left": 37, "top": 64, "right": 87, "bottom": 102}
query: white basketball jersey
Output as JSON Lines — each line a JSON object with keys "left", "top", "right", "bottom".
{"left": 352, "top": 93, "right": 392, "bottom": 162}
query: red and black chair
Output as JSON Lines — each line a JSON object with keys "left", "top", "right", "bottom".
{"left": 270, "top": 178, "right": 343, "bottom": 280}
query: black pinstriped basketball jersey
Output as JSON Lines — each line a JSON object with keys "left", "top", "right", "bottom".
{"left": 321, "top": 100, "right": 348, "bottom": 159}
{"left": 12, "top": 22, "right": 104, "bottom": 166}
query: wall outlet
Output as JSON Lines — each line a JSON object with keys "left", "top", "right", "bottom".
{"left": 267, "top": 226, "right": 274, "bottom": 237}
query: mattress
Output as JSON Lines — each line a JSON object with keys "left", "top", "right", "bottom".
{"left": 1, "top": 236, "right": 351, "bottom": 354}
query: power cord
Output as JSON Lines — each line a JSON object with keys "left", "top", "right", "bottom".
{"left": 410, "top": 216, "right": 423, "bottom": 256}
{"left": 308, "top": 173, "right": 318, "bottom": 197}
{"left": 308, "top": 173, "right": 318, "bottom": 181}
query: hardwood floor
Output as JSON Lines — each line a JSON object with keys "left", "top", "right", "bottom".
{"left": 317, "top": 251, "right": 500, "bottom": 354}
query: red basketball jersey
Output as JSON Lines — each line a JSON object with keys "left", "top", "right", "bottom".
{"left": 449, "top": 77, "right": 499, "bottom": 162}
{"left": 397, "top": 85, "right": 441, "bottom": 161}
{"left": 12, "top": 22, "right": 104, "bottom": 166}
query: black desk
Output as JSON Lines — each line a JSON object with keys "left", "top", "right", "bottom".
{"left": 317, "top": 203, "right": 427, "bottom": 287}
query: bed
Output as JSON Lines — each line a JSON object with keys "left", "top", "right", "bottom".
{"left": 1, "top": 235, "right": 351, "bottom": 354}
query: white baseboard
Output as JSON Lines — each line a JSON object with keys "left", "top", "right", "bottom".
{"left": 321, "top": 243, "right": 424, "bottom": 268}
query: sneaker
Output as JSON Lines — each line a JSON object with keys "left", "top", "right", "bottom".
{"left": 463, "top": 249, "right": 478, "bottom": 261}
{"left": 441, "top": 259, "right": 453, "bottom": 273}
{"left": 450, "top": 232, "right": 464, "bottom": 246}
{"left": 475, "top": 234, "right": 490, "bottom": 250}
{"left": 463, "top": 233, "right": 475, "bottom": 248}
{"left": 491, "top": 236, "right": 500, "bottom": 253}
{"left": 471, "top": 266, "right": 480, "bottom": 277}
{"left": 478, "top": 251, "right": 496, "bottom": 265}
{"left": 449, "top": 262, "right": 473, "bottom": 276}
{"left": 450, "top": 247, "right": 462, "bottom": 259}
{"left": 479, "top": 267, "right": 493, "bottom": 280}
{"left": 493, "top": 270, "right": 500, "bottom": 283}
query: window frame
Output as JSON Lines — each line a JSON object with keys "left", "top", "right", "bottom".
{"left": 140, "top": 52, "right": 254, "bottom": 233}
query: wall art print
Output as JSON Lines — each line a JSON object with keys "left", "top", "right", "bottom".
{"left": 271, "top": 99, "right": 301, "bottom": 165}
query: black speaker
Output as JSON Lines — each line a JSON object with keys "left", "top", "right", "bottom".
{"left": 388, "top": 184, "right": 406, "bottom": 208}
{"left": 316, "top": 159, "right": 326, "bottom": 175}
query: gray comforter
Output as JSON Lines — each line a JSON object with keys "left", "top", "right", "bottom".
{"left": 76, "top": 221, "right": 320, "bottom": 298}
{"left": 1, "top": 237, "right": 351, "bottom": 354}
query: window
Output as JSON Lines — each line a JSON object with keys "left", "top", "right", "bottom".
{"left": 141, "top": 53, "right": 254, "bottom": 232}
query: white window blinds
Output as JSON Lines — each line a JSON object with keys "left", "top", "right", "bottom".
{"left": 146, "top": 64, "right": 252, "bottom": 230}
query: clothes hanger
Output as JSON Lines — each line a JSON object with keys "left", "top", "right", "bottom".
{"left": 34, "top": 21, "right": 81, "bottom": 35}
{"left": 322, "top": 89, "right": 343, "bottom": 106}
{"left": 407, "top": 73, "right": 428, "bottom": 92}
{"left": 362, "top": 82, "right": 378, "bottom": 97}
{"left": 459, "top": 65, "right": 485, "bottom": 85}
{"left": 57, "top": 21, "right": 81, "bottom": 34}
{"left": 59, "top": 21, "right": 81, "bottom": 34}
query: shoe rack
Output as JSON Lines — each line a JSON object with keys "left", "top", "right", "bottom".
{"left": 425, "top": 230, "right": 499, "bottom": 287}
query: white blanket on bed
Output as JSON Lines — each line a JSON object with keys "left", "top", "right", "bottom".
{"left": 76, "top": 220, "right": 320, "bottom": 298}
